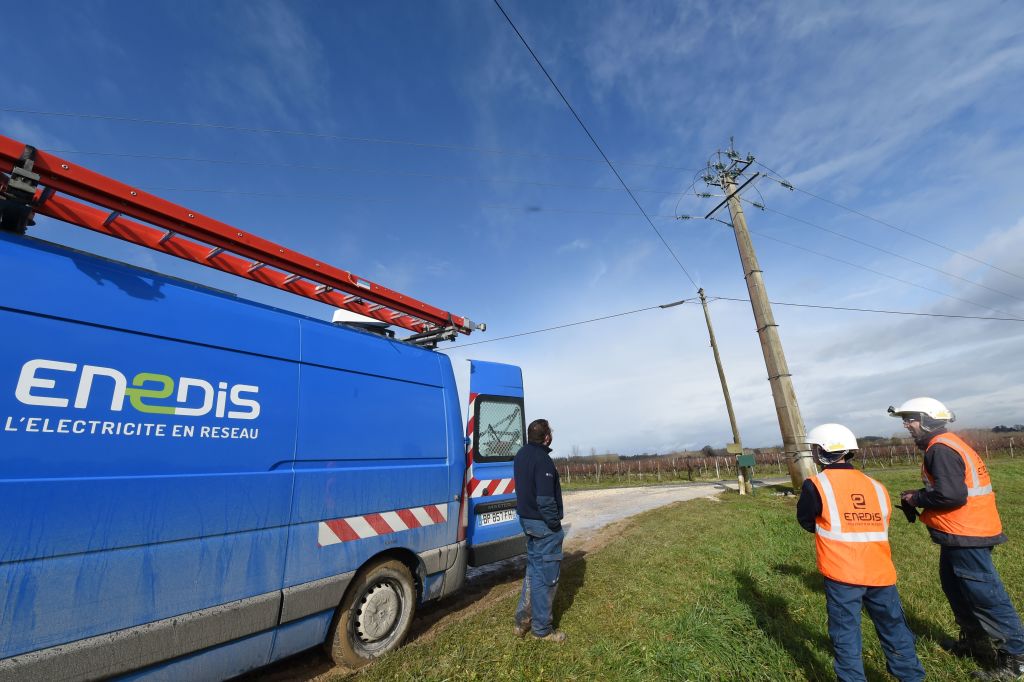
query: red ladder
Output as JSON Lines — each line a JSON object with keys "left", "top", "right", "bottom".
{"left": 0, "top": 134, "right": 483, "bottom": 340}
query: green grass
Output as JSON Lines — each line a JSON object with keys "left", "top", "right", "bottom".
{"left": 351, "top": 460, "right": 1024, "bottom": 681}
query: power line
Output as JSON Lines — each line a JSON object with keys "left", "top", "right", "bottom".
{"left": 0, "top": 107, "right": 699, "bottom": 172}
{"left": 756, "top": 164, "right": 1024, "bottom": 282}
{"left": 49, "top": 148, "right": 699, "bottom": 197}
{"left": 710, "top": 296, "right": 1024, "bottom": 323}
{"left": 698, "top": 217, "right": 1011, "bottom": 316}
{"left": 445, "top": 293, "right": 1024, "bottom": 350}
{"left": 492, "top": 0, "right": 699, "bottom": 289}
{"left": 741, "top": 197, "right": 1024, "bottom": 305}
{"left": 444, "top": 300, "right": 693, "bottom": 349}
{"left": 134, "top": 185, "right": 682, "bottom": 218}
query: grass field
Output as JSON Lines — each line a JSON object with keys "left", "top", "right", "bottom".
{"left": 351, "top": 459, "right": 1024, "bottom": 681}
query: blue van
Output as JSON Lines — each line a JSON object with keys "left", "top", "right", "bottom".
{"left": 0, "top": 232, "right": 527, "bottom": 680}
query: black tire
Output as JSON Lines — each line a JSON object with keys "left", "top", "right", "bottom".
{"left": 325, "top": 558, "right": 417, "bottom": 669}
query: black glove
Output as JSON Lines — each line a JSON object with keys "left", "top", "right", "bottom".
{"left": 899, "top": 499, "right": 918, "bottom": 523}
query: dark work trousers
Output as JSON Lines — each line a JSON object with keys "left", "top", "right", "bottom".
{"left": 824, "top": 578, "right": 926, "bottom": 682}
{"left": 939, "top": 545, "right": 1024, "bottom": 655}
{"left": 514, "top": 518, "right": 564, "bottom": 636}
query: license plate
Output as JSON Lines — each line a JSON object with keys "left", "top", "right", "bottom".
{"left": 479, "top": 509, "right": 517, "bottom": 526}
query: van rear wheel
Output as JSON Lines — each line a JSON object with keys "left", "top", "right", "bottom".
{"left": 326, "top": 558, "right": 417, "bottom": 669}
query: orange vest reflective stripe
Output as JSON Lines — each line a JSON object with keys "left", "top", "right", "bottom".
{"left": 920, "top": 432, "right": 1002, "bottom": 538}
{"left": 809, "top": 469, "right": 897, "bottom": 586}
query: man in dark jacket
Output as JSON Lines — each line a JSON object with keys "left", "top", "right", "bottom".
{"left": 890, "top": 397, "right": 1024, "bottom": 681}
{"left": 512, "top": 418, "right": 566, "bottom": 642}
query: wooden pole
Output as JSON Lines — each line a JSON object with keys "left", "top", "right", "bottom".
{"left": 696, "top": 288, "right": 747, "bottom": 494}
{"left": 720, "top": 170, "right": 816, "bottom": 488}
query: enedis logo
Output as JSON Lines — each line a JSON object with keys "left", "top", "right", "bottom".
{"left": 14, "top": 359, "right": 260, "bottom": 420}
{"left": 843, "top": 492, "right": 882, "bottom": 523}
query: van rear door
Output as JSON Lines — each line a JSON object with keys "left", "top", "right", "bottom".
{"left": 463, "top": 360, "right": 527, "bottom": 566}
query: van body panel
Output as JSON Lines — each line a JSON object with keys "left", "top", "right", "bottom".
{"left": 0, "top": 237, "right": 301, "bottom": 662}
{"left": 293, "top": 362, "right": 448, "bottom": 462}
{"left": 115, "top": 631, "right": 276, "bottom": 682}
{"left": 0, "top": 233, "right": 526, "bottom": 677}
{"left": 298, "top": 316, "right": 444, "bottom": 387}
{"left": 0, "top": 534, "right": 285, "bottom": 660}
{"left": 0, "top": 233, "right": 301, "bottom": 361}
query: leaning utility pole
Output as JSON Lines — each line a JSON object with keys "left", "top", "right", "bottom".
{"left": 696, "top": 288, "right": 751, "bottom": 494}
{"left": 703, "top": 146, "right": 817, "bottom": 489}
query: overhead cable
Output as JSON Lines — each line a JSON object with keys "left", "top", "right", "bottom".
{"left": 444, "top": 300, "right": 694, "bottom": 349}
{"left": 756, "top": 163, "right": 1024, "bottom": 282}
{"left": 492, "top": 0, "right": 699, "bottom": 289}
{"left": 699, "top": 218, "right": 1011, "bottom": 316}
{"left": 0, "top": 106, "right": 698, "bottom": 171}
{"left": 444, "top": 294, "right": 1024, "bottom": 349}
{"left": 711, "top": 296, "right": 1024, "bottom": 323}
{"left": 742, "top": 198, "right": 1024, "bottom": 305}
{"left": 136, "top": 185, "right": 682, "bottom": 218}
{"left": 49, "top": 148, "right": 698, "bottom": 197}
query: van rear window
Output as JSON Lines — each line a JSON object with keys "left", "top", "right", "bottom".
{"left": 474, "top": 397, "right": 524, "bottom": 461}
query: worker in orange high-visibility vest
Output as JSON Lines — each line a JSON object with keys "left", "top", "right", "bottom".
{"left": 890, "top": 398, "right": 1024, "bottom": 681}
{"left": 797, "top": 423, "right": 925, "bottom": 682}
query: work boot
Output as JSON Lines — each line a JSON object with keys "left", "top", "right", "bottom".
{"left": 942, "top": 631, "right": 995, "bottom": 663}
{"left": 513, "top": 620, "right": 531, "bottom": 638}
{"left": 531, "top": 630, "right": 567, "bottom": 643}
{"left": 971, "top": 653, "right": 1024, "bottom": 681}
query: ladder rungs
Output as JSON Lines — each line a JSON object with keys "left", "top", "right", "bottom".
{"left": 0, "top": 133, "right": 481, "bottom": 336}
{"left": 33, "top": 191, "right": 439, "bottom": 335}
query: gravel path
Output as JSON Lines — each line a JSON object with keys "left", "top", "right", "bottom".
{"left": 562, "top": 481, "right": 739, "bottom": 538}
{"left": 463, "top": 479, "right": 747, "bottom": 582}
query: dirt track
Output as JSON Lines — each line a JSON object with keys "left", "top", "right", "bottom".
{"left": 242, "top": 479, "right": 773, "bottom": 681}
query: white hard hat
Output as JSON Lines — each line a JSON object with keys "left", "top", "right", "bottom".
{"left": 805, "top": 423, "right": 859, "bottom": 453}
{"left": 887, "top": 397, "right": 955, "bottom": 423}
{"left": 805, "top": 423, "right": 858, "bottom": 466}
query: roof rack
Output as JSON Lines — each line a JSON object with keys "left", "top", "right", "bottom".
{"left": 0, "top": 134, "right": 484, "bottom": 342}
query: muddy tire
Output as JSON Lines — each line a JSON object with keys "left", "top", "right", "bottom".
{"left": 325, "top": 558, "right": 417, "bottom": 669}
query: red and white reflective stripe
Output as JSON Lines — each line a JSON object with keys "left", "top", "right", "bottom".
{"left": 457, "top": 392, "right": 478, "bottom": 541}
{"left": 468, "top": 477, "right": 515, "bottom": 498}
{"left": 318, "top": 504, "right": 449, "bottom": 547}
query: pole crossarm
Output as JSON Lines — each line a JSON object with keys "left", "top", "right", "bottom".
{"left": 0, "top": 134, "right": 482, "bottom": 337}
{"left": 704, "top": 172, "right": 760, "bottom": 220}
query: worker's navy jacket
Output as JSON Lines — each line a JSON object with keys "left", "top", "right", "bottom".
{"left": 514, "top": 442, "right": 563, "bottom": 531}
{"left": 908, "top": 428, "right": 1007, "bottom": 548}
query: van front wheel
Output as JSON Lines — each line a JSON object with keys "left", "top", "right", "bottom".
{"left": 326, "top": 558, "right": 417, "bottom": 669}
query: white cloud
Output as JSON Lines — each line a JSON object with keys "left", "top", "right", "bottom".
{"left": 197, "top": 1, "right": 333, "bottom": 128}
{"left": 556, "top": 238, "right": 589, "bottom": 253}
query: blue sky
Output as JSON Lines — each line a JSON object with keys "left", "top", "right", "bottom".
{"left": 5, "top": 1, "right": 1024, "bottom": 455}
